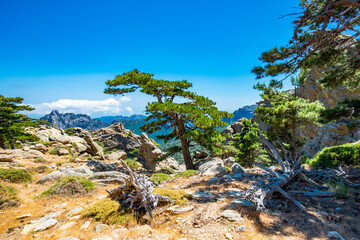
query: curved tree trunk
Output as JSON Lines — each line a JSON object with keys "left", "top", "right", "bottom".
{"left": 181, "top": 139, "right": 194, "bottom": 170}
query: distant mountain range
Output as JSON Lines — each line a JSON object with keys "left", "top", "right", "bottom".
{"left": 41, "top": 105, "right": 256, "bottom": 133}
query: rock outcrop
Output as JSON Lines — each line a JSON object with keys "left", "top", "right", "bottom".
{"left": 138, "top": 133, "right": 181, "bottom": 172}
{"left": 41, "top": 110, "right": 109, "bottom": 130}
{"left": 91, "top": 123, "right": 141, "bottom": 155}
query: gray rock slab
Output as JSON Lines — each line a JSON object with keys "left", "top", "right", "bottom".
{"left": 221, "top": 210, "right": 244, "bottom": 222}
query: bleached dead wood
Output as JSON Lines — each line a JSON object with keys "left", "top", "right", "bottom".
{"left": 106, "top": 158, "right": 172, "bottom": 220}
{"left": 245, "top": 132, "right": 310, "bottom": 212}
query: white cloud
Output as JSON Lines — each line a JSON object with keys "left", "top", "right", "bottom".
{"left": 125, "top": 107, "right": 133, "bottom": 114}
{"left": 31, "top": 97, "right": 131, "bottom": 116}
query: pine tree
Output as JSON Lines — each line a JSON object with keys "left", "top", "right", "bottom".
{"left": 0, "top": 95, "right": 39, "bottom": 149}
{"left": 231, "top": 118, "right": 270, "bottom": 167}
{"left": 104, "top": 69, "right": 233, "bottom": 169}
{"left": 254, "top": 80, "right": 325, "bottom": 160}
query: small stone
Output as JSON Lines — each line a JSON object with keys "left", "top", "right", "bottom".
{"left": 221, "top": 210, "right": 244, "bottom": 222}
{"left": 80, "top": 221, "right": 90, "bottom": 229}
{"left": 53, "top": 202, "right": 68, "bottom": 208}
{"left": 59, "top": 222, "right": 75, "bottom": 231}
{"left": 327, "top": 231, "right": 345, "bottom": 240}
{"left": 33, "top": 219, "right": 58, "bottom": 232}
{"left": 68, "top": 207, "right": 83, "bottom": 216}
{"left": 235, "top": 225, "right": 246, "bottom": 232}
{"left": 94, "top": 224, "right": 108, "bottom": 233}
{"left": 33, "top": 234, "right": 39, "bottom": 237}
{"left": 91, "top": 237, "right": 113, "bottom": 240}
{"left": 225, "top": 232, "right": 233, "bottom": 240}
{"left": 70, "top": 215, "right": 81, "bottom": 220}
{"left": 16, "top": 214, "right": 31, "bottom": 220}
{"left": 23, "top": 146, "right": 30, "bottom": 151}
{"left": 227, "top": 199, "right": 254, "bottom": 210}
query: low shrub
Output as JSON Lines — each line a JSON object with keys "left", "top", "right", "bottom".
{"left": 81, "top": 198, "right": 138, "bottom": 225}
{"left": 38, "top": 176, "right": 94, "bottom": 197}
{"left": 49, "top": 147, "right": 61, "bottom": 155}
{"left": 0, "top": 183, "right": 20, "bottom": 209}
{"left": 153, "top": 187, "right": 192, "bottom": 205}
{"left": 124, "top": 158, "right": 142, "bottom": 170}
{"left": 174, "top": 170, "right": 197, "bottom": 178}
{"left": 306, "top": 143, "right": 360, "bottom": 168}
{"left": 0, "top": 168, "right": 32, "bottom": 183}
{"left": 151, "top": 173, "right": 173, "bottom": 183}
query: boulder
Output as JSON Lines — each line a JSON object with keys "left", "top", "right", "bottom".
{"left": 221, "top": 210, "right": 244, "bottom": 222}
{"left": 224, "top": 157, "right": 236, "bottom": 168}
{"left": 138, "top": 133, "right": 181, "bottom": 172}
{"left": 83, "top": 131, "right": 105, "bottom": 160}
{"left": 58, "top": 148, "right": 69, "bottom": 155}
{"left": 34, "top": 143, "right": 47, "bottom": 153}
{"left": 231, "top": 163, "right": 246, "bottom": 174}
{"left": 91, "top": 123, "right": 141, "bottom": 154}
{"left": 36, "top": 167, "right": 93, "bottom": 184}
{"left": 198, "top": 157, "right": 226, "bottom": 176}
{"left": 74, "top": 142, "right": 88, "bottom": 153}
{"left": 105, "top": 151, "right": 127, "bottom": 161}
{"left": 0, "top": 149, "right": 44, "bottom": 160}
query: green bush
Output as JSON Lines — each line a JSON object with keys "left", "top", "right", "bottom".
{"left": 174, "top": 170, "right": 197, "bottom": 178}
{"left": 81, "top": 198, "right": 137, "bottom": 225}
{"left": 307, "top": 143, "right": 360, "bottom": 168}
{"left": 151, "top": 173, "right": 173, "bottom": 183}
{"left": 0, "top": 168, "right": 32, "bottom": 183}
{"left": 49, "top": 147, "right": 61, "bottom": 155}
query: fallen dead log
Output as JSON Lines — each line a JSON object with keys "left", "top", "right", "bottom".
{"left": 106, "top": 158, "right": 172, "bottom": 220}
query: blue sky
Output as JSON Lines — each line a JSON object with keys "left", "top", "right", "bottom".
{"left": 0, "top": 0, "right": 297, "bottom": 117}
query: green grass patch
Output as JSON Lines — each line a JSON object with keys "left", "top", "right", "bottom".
{"left": 174, "top": 170, "right": 197, "bottom": 178}
{"left": 0, "top": 168, "right": 32, "bottom": 183}
{"left": 81, "top": 198, "right": 138, "bottom": 225}
{"left": 37, "top": 176, "right": 94, "bottom": 198}
{"left": 124, "top": 158, "right": 142, "bottom": 170}
{"left": 35, "top": 157, "right": 48, "bottom": 163}
{"left": 0, "top": 183, "right": 20, "bottom": 208}
{"left": 40, "top": 141, "right": 52, "bottom": 146}
{"left": 306, "top": 142, "right": 360, "bottom": 168}
{"left": 153, "top": 187, "right": 192, "bottom": 205}
{"left": 151, "top": 173, "right": 173, "bottom": 183}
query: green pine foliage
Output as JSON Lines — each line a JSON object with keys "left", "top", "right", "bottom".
{"left": 254, "top": 81, "right": 324, "bottom": 158}
{"left": 0, "top": 95, "right": 40, "bottom": 149}
{"left": 320, "top": 98, "right": 360, "bottom": 123}
{"left": 252, "top": 1, "right": 360, "bottom": 90}
{"left": 231, "top": 119, "right": 270, "bottom": 167}
{"left": 105, "top": 69, "right": 233, "bottom": 169}
{"left": 306, "top": 142, "right": 360, "bottom": 168}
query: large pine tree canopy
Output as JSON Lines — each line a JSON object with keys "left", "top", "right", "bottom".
{"left": 105, "top": 69, "right": 233, "bottom": 169}
{"left": 252, "top": 0, "right": 360, "bottom": 89}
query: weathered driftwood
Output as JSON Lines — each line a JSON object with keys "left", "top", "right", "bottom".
{"left": 245, "top": 132, "right": 309, "bottom": 212}
{"left": 106, "top": 159, "right": 171, "bottom": 220}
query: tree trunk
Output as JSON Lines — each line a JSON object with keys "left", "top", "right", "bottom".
{"left": 291, "top": 119, "right": 296, "bottom": 161}
{"left": 181, "top": 139, "right": 194, "bottom": 170}
{"left": 0, "top": 136, "right": 6, "bottom": 149}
